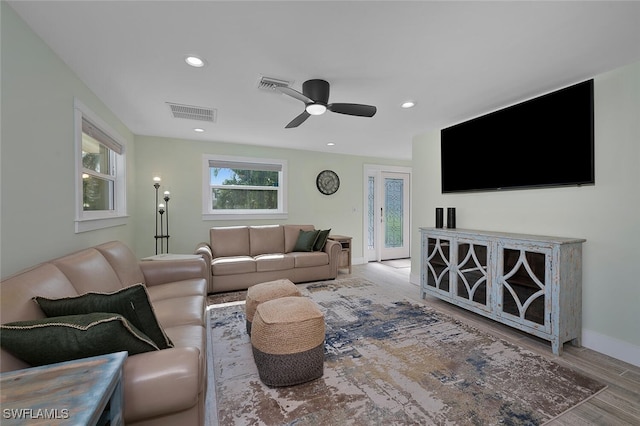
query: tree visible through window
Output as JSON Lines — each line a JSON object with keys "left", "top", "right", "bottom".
{"left": 211, "top": 167, "right": 278, "bottom": 210}
{"left": 203, "top": 155, "right": 287, "bottom": 219}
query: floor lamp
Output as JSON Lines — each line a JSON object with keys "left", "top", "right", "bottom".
{"left": 153, "top": 177, "right": 170, "bottom": 254}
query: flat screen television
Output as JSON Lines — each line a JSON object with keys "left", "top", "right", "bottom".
{"left": 441, "top": 79, "right": 594, "bottom": 193}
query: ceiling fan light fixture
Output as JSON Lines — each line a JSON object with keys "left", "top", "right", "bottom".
{"left": 306, "top": 103, "right": 327, "bottom": 115}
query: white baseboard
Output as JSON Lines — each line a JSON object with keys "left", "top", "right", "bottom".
{"left": 352, "top": 257, "right": 366, "bottom": 266}
{"left": 582, "top": 328, "right": 640, "bottom": 368}
{"left": 410, "top": 272, "right": 420, "bottom": 286}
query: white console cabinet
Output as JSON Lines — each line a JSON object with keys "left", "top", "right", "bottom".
{"left": 420, "top": 227, "right": 585, "bottom": 355}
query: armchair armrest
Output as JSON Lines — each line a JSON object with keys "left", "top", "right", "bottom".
{"left": 194, "top": 242, "right": 212, "bottom": 291}
{"left": 139, "top": 257, "right": 207, "bottom": 287}
{"left": 324, "top": 239, "right": 341, "bottom": 256}
{"left": 324, "top": 239, "right": 341, "bottom": 278}
{"left": 194, "top": 242, "right": 212, "bottom": 266}
{"left": 122, "top": 347, "right": 201, "bottom": 423}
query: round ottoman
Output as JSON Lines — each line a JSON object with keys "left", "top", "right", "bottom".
{"left": 251, "top": 296, "right": 325, "bottom": 387}
{"left": 245, "top": 279, "right": 302, "bottom": 335}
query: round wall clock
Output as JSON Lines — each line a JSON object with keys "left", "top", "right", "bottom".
{"left": 316, "top": 170, "right": 340, "bottom": 195}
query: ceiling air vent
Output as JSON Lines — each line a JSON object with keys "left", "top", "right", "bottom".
{"left": 258, "top": 76, "right": 292, "bottom": 92}
{"left": 166, "top": 102, "right": 216, "bottom": 122}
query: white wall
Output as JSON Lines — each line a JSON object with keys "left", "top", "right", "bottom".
{"left": 133, "top": 136, "right": 410, "bottom": 260}
{"left": 1, "top": 3, "right": 136, "bottom": 278}
{"left": 411, "top": 61, "right": 640, "bottom": 366}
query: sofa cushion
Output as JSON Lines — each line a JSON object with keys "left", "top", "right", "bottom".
{"left": 291, "top": 252, "right": 330, "bottom": 268}
{"left": 211, "top": 256, "right": 256, "bottom": 276}
{"left": 0, "top": 264, "right": 79, "bottom": 324}
{"left": 250, "top": 225, "right": 285, "bottom": 256}
{"left": 293, "top": 229, "right": 320, "bottom": 252}
{"left": 211, "top": 226, "right": 250, "bottom": 258}
{"left": 255, "top": 254, "right": 296, "bottom": 272}
{"left": 146, "top": 279, "right": 207, "bottom": 302}
{"left": 163, "top": 324, "right": 207, "bottom": 389}
{"left": 52, "top": 249, "right": 123, "bottom": 294}
{"left": 122, "top": 347, "right": 201, "bottom": 423}
{"left": 314, "top": 229, "right": 331, "bottom": 251}
{"left": 153, "top": 296, "right": 205, "bottom": 328}
{"left": 0, "top": 313, "right": 158, "bottom": 366}
{"left": 34, "top": 283, "right": 173, "bottom": 350}
{"left": 284, "top": 225, "right": 315, "bottom": 253}
{"left": 94, "top": 241, "right": 146, "bottom": 286}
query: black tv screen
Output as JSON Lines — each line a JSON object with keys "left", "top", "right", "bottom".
{"left": 441, "top": 79, "right": 594, "bottom": 193}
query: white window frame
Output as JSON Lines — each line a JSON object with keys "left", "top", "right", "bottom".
{"left": 74, "top": 99, "right": 128, "bottom": 233}
{"left": 202, "top": 154, "right": 288, "bottom": 220}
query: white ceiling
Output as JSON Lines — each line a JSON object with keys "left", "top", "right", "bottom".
{"left": 9, "top": 1, "right": 640, "bottom": 160}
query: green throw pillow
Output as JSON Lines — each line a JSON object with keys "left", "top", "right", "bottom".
{"left": 313, "top": 229, "right": 331, "bottom": 251}
{"left": 34, "top": 284, "right": 172, "bottom": 349}
{"left": 0, "top": 313, "right": 158, "bottom": 366}
{"left": 293, "top": 229, "right": 320, "bottom": 252}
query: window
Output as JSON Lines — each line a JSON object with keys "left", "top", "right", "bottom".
{"left": 202, "top": 154, "right": 287, "bottom": 220}
{"left": 74, "top": 99, "right": 127, "bottom": 232}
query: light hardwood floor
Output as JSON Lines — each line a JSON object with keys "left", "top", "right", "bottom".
{"left": 351, "top": 261, "right": 640, "bottom": 426}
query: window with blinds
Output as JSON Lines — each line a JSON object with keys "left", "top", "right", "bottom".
{"left": 203, "top": 155, "right": 287, "bottom": 219}
{"left": 81, "top": 117, "right": 121, "bottom": 211}
{"left": 74, "top": 99, "right": 127, "bottom": 232}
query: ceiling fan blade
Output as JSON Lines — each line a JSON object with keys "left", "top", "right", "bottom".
{"left": 285, "top": 111, "right": 311, "bottom": 128}
{"left": 328, "top": 103, "right": 377, "bottom": 117}
{"left": 276, "top": 86, "right": 313, "bottom": 104}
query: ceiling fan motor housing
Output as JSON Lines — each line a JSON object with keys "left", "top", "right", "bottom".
{"left": 303, "top": 79, "right": 330, "bottom": 105}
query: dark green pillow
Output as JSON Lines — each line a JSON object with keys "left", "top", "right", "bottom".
{"left": 293, "top": 229, "right": 320, "bottom": 252}
{"left": 313, "top": 229, "right": 331, "bottom": 251}
{"left": 0, "top": 313, "right": 158, "bottom": 366}
{"left": 34, "top": 284, "right": 172, "bottom": 349}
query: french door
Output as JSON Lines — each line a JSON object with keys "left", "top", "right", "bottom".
{"left": 365, "top": 168, "right": 411, "bottom": 261}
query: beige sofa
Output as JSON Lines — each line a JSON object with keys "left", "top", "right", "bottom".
{"left": 195, "top": 225, "right": 341, "bottom": 293}
{"left": 0, "top": 241, "right": 208, "bottom": 426}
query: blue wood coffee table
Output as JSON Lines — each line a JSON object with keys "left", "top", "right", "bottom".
{"left": 1, "top": 351, "right": 127, "bottom": 425}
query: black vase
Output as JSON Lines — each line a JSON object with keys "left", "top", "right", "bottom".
{"left": 435, "top": 208, "right": 444, "bottom": 228}
{"left": 447, "top": 208, "right": 456, "bottom": 229}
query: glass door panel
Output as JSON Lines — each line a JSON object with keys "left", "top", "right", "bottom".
{"left": 380, "top": 172, "right": 410, "bottom": 260}
{"left": 499, "top": 247, "right": 549, "bottom": 329}
{"left": 456, "top": 242, "right": 489, "bottom": 309}
{"left": 426, "top": 238, "right": 450, "bottom": 292}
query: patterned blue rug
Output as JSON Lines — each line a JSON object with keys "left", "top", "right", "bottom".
{"left": 209, "top": 278, "right": 605, "bottom": 425}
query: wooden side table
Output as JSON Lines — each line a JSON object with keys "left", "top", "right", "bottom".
{"left": 0, "top": 351, "right": 127, "bottom": 425}
{"left": 328, "top": 235, "right": 352, "bottom": 274}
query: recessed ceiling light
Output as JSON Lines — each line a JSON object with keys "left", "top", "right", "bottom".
{"left": 327, "top": 142, "right": 335, "bottom": 146}
{"left": 194, "top": 128, "right": 205, "bottom": 133}
{"left": 185, "top": 56, "right": 205, "bottom": 68}
{"left": 401, "top": 101, "right": 416, "bottom": 109}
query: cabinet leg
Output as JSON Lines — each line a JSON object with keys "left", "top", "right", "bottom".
{"left": 552, "top": 340, "right": 562, "bottom": 356}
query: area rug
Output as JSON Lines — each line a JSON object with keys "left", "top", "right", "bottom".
{"left": 208, "top": 278, "right": 605, "bottom": 425}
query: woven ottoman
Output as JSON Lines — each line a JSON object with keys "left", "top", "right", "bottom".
{"left": 245, "top": 279, "right": 301, "bottom": 335}
{"left": 251, "top": 296, "right": 325, "bottom": 387}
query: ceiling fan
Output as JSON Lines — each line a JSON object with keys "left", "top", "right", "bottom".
{"left": 276, "top": 79, "right": 377, "bottom": 128}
